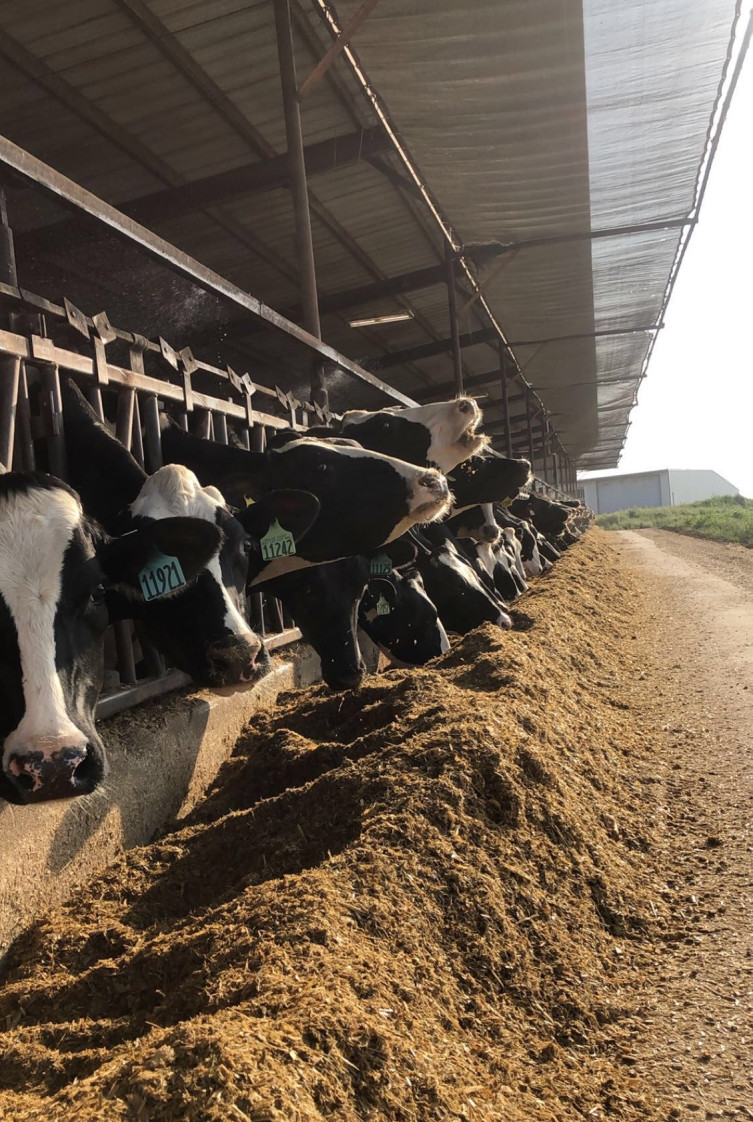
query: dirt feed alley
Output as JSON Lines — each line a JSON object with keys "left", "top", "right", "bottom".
{"left": 0, "top": 527, "right": 751, "bottom": 1122}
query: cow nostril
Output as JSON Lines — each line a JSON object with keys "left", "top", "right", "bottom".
{"left": 14, "top": 771, "right": 36, "bottom": 793}
{"left": 457, "top": 399, "right": 473, "bottom": 414}
{"left": 72, "top": 746, "right": 97, "bottom": 789}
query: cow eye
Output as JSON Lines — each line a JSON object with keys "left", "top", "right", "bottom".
{"left": 241, "top": 538, "right": 253, "bottom": 554}
{"left": 87, "top": 584, "right": 106, "bottom": 608}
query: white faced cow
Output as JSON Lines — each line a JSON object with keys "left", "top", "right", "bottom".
{"left": 62, "top": 379, "right": 280, "bottom": 691}
{"left": 340, "top": 397, "right": 487, "bottom": 472}
{"left": 0, "top": 471, "right": 220, "bottom": 805}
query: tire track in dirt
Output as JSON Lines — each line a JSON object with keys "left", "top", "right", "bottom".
{"left": 614, "top": 530, "right": 753, "bottom": 1120}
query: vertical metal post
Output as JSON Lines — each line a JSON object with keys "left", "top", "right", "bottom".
{"left": 13, "top": 363, "right": 35, "bottom": 472}
{"left": 0, "top": 189, "right": 20, "bottom": 469}
{"left": 525, "top": 392, "right": 535, "bottom": 473}
{"left": 142, "top": 394, "right": 163, "bottom": 473}
{"left": 552, "top": 441, "right": 560, "bottom": 490}
{"left": 274, "top": 0, "right": 328, "bottom": 411}
{"left": 116, "top": 388, "right": 136, "bottom": 451}
{"left": 130, "top": 396, "right": 145, "bottom": 468}
{"left": 540, "top": 415, "right": 549, "bottom": 484}
{"left": 214, "top": 411, "right": 229, "bottom": 445}
{"left": 499, "top": 346, "right": 513, "bottom": 459}
{"left": 41, "top": 364, "right": 68, "bottom": 479}
{"left": 446, "top": 244, "right": 463, "bottom": 397}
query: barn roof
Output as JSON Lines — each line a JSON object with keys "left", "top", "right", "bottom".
{"left": 0, "top": 0, "right": 744, "bottom": 471}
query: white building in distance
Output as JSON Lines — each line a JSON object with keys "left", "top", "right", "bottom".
{"left": 580, "top": 469, "right": 739, "bottom": 515}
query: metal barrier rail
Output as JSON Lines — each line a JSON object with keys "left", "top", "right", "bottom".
{"left": 0, "top": 284, "right": 317, "bottom": 714}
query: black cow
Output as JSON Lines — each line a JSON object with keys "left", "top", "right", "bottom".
{"left": 445, "top": 454, "right": 532, "bottom": 512}
{"left": 359, "top": 567, "right": 450, "bottom": 670}
{"left": 264, "top": 541, "right": 446, "bottom": 690}
{"left": 0, "top": 471, "right": 219, "bottom": 805}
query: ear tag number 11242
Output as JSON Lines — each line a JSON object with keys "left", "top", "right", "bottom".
{"left": 260, "top": 519, "right": 296, "bottom": 562}
{"left": 138, "top": 550, "right": 187, "bottom": 602}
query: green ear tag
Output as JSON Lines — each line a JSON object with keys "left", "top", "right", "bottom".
{"left": 369, "top": 552, "right": 392, "bottom": 576}
{"left": 501, "top": 496, "right": 514, "bottom": 508}
{"left": 376, "top": 594, "right": 391, "bottom": 616}
{"left": 138, "top": 550, "right": 187, "bottom": 602}
{"left": 260, "top": 519, "right": 296, "bottom": 562}
{"left": 245, "top": 495, "right": 255, "bottom": 507}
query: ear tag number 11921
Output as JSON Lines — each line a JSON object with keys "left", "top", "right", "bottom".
{"left": 138, "top": 550, "right": 187, "bottom": 602}
{"left": 260, "top": 519, "right": 296, "bottom": 562}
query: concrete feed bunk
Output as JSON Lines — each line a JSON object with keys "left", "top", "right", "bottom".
{"left": 0, "top": 532, "right": 673, "bottom": 1122}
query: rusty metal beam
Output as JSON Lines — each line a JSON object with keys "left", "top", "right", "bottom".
{"left": 298, "top": 0, "right": 382, "bottom": 100}
{"left": 0, "top": 137, "right": 417, "bottom": 407}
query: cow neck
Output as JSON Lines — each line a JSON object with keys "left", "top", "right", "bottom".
{"left": 61, "top": 378, "right": 148, "bottom": 532}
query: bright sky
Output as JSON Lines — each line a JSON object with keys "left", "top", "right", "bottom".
{"left": 579, "top": 9, "right": 753, "bottom": 497}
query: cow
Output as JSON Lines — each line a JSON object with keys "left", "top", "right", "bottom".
{"left": 409, "top": 524, "right": 512, "bottom": 634}
{"left": 446, "top": 502, "right": 501, "bottom": 546}
{"left": 160, "top": 421, "right": 452, "bottom": 583}
{"left": 263, "top": 541, "right": 447, "bottom": 690}
{"left": 61, "top": 380, "right": 317, "bottom": 690}
{"left": 0, "top": 470, "right": 220, "bottom": 805}
{"left": 510, "top": 493, "right": 572, "bottom": 546}
{"left": 339, "top": 397, "right": 488, "bottom": 471}
{"left": 359, "top": 566, "right": 450, "bottom": 670}
{"left": 444, "top": 454, "right": 532, "bottom": 512}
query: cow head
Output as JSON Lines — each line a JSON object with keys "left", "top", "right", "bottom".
{"left": 0, "top": 473, "right": 220, "bottom": 804}
{"left": 341, "top": 397, "right": 487, "bottom": 472}
{"left": 122, "top": 465, "right": 265, "bottom": 692}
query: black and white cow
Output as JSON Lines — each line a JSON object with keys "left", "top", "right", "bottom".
{"left": 263, "top": 542, "right": 447, "bottom": 690}
{"left": 410, "top": 524, "right": 512, "bottom": 634}
{"left": 339, "top": 397, "right": 488, "bottom": 472}
{"left": 359, "top": 566, "right": 450, "bottom": 670}
{"left": 160, "top": 422, "right": 452, "bottom": 583}
{"left": 62, "top": 380, "right": 318, "bottom": 690}
{"left": 0, "top": 471, "right": 220, "bottom": 804}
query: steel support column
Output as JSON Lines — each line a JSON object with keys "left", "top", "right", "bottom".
{"left": 446, "top": 244, "right": 463, "bottom": 396}
{"left": 499, "top": 346, "right": 513, "bottom": 459}
{"left": 525, "top": 392, "right": 535, "bottom": 472}
{"left": 274, "top": 0, "right": 327, "bottom": 410}
{"left": 0, "top": 190, "right": 20, "bottom": 470}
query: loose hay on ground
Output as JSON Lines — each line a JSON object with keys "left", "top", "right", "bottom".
{"left": 0, "top": 530, "right": 672, "bottom": 1121}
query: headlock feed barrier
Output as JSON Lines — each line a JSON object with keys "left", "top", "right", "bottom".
{"left": 0, "top": 178, "right": 574, "bottom": 720}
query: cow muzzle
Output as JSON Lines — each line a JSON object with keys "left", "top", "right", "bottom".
{"left": 6, "top": 738, "right": 100, "bottom": 803}
{"left": 205, "top": 634, "right": 267, "bottom": 692}
{"left": 412, "top": 470, "right": 451, "bottom": 521}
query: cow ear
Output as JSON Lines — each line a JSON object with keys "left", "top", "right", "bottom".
{"left": 367, "top": 575, "right": 398, "bottom": 608}
{"left": 236, "top": 489, "right": 320, "bottom": 544}
{"left": 98, "top": 516, "right": 222, "bottom": 594}
{"left": 381, "top": 538, "right": 418, "bottom": 570}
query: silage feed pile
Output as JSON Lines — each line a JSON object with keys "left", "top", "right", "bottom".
{"left": 0, "top": 532, "right": 672, "bottom": 1122}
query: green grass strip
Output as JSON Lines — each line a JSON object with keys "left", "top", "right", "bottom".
{"left": 596, "top": 494, "right": 753, "bottom": 547}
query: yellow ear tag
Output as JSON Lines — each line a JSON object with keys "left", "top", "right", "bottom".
{"left": 245, "top": 495, "right": 255, "bottom": 507}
